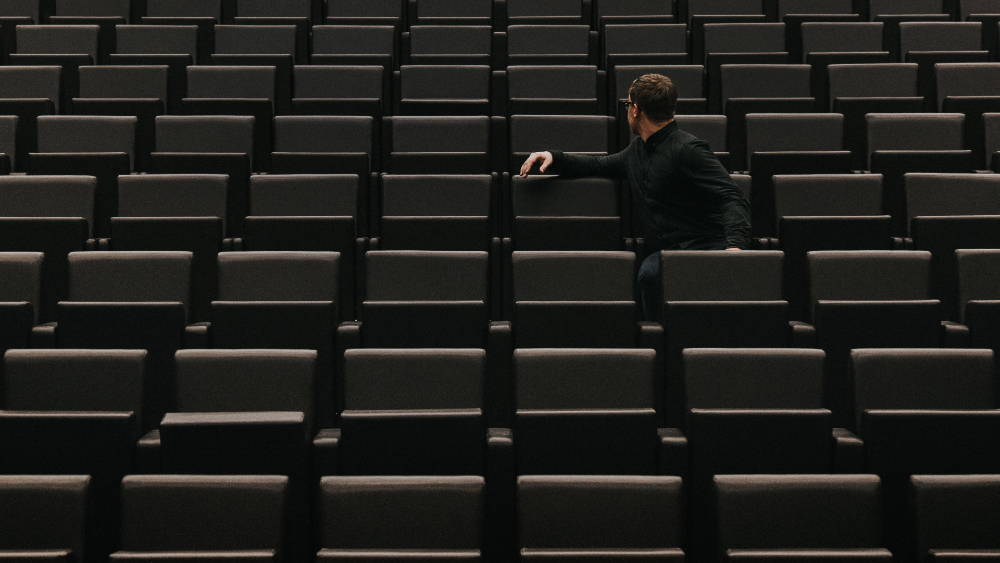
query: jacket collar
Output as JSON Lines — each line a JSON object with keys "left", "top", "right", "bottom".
{"left": 643, "top": 120, "right": 678, "bottom": 149}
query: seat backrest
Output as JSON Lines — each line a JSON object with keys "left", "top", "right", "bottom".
{"left": 0, "top": 66, "right": 61, "bottom": 109}
{"left": 961, "top": 0, "right": 1000, "bottom": 18}
{"left": 0, "top": 116, "right": 15, "bottom": 170}
{"left": 507, "top": 65, "right": 597, "bottom": 100}
{"left": 0, "top": 252, "right": 43, "bottom": 324}
{"left": 518, "top": 475, "right": 684, "bottom": 548}
{"left": 117, "top": 174, "right": 228, "bottom": 224}
{"left": 599, "top": 0, "right": 675, "bottom": 17}
{"left": 674, "top": 115, "right": 726, "bottom": 151}
{"left": 156, "top": 115, "right": 255, "bottom": 156}
{"left": 343, "top": 348, "right": 485, "bottom": 409}
{"left": 773, "top": 174, "right": 883, "bottom": 217}
{"left": 78, "top": 65, "right": 170, "bottom": 101}
{"left": 293, "top": 65, "right": 383, "bottom": 100}
{"left": 237, "top": 0, "right": 312, "bottom": 18}
{"left": 16, "top": 25, "right": 98, "bottom": 58}
{"left": 934, "top": 62, "right": 1000, "bottom": 111}
{"left": 899, "top": 22, "right": 982, "bottom": 55}
{"left": 604, "top": 24, "right": 687, "bottom": 56}
{"left": 511, "top": 176, "right": 618, "bottom": 217}
{"left": 0, "top": 0, "right": 41, "bottom": 21}
{"left": 779, "top": 0, "right": 854, "bottom": 17}
{"left": 957, "top": 249, "right": 1000, "bottom": 320}
{"left": 0, "top": 475, "right": 90, "bottom": 557}
{"left": 688, "top": 0, "right": 764, "bottom": 18}
{"left": 800, "top": 22, "right": 884, "bottom": 62}
{"left": 807, "top": 250, "right": 932, "bottom": 302}
{"left": 417, "top": 0, "right": 492, "bottom": 18}
{"left": 512, "top": 250, "right": 634, "bottom": 301}
{"left": 213, "top": 25, "right": 297, "bottom": 58}
{"left": 714, "top": 474, "right": 883, "bottom": 548}
{"left": 684, "top": 348, "right": 826, "bottom": 409}
{"left": 392, "top": 116, "right": 491, "bottom": 153}
{"left": 615, "top": 65, "right": 706, "bottom": 101}
{"left": 704, "top": 23, "right": 786, "bottom": 59}
{"left": 311, "top": 25, "right": 395, "bottom": 55}
{"left": 509, "top": 0, "right": 581, "bottom": 18}
{"left": 365, "top": 250, "right": 488, "bottom": 301}
{"left": 987, "top": 113, "right": 1000, "bottom": 165}
{"left": 510, "top": 115, "right": 611, "bottom": 154}
{"left": 660, "top": 251, "right": 784, "bottom": 301}
{"left": 381, "top": 174, "right": 491, "bottom": 217}
{"left": 327, "top": 0, "right": 402, "bottom": 18}
{"left": 273, "top": 115, "right": 374, "bottom": 156}
{"left": 320, "top": 475, "right": 484, "bottom": 550}
{"left": 145, "top": 0, "right": 221, "bottom": 18}
{"left": 866, "top": 113, "right": 965, "bottom": 157}
{"left": 55, "top": 0, "right": 130, "bottom": 18}
{"left": 67, "top": 250, "right": 192, "bottom": 305}
{"left": 120, "top": 475, "right": 288, "bottom": 551}
{"left": 906, "top": 173, "right": 1000, "bottom": 225}
{"left": 400, "top": 65, "right": 490, "bottom": 101}
{"left": 852, "top": 348, "right": 995, "bottom": 429}
{"left": 911, "top": 475, "right": 1000, "bottom": 556}
{"left": 515, "top": 348, "right": 656, "bottom": 409}
{"left": 3, "top": 349, "right": 145, "bottom": 414}
{"left": 187, "top": 66, "right": 276, "bottom": 106}
{"left": 0, "top": 176, "right": 96, "bottom": 232}
{"left": 249, "top": 174, "right": 359, "bottom": 218}
{"left": 116, "top": 25, "right": 198, "bottom": 57}
{"left": 745, "top": 113, "right": 844, "bottom": 161}
{"left": 507, "top": 25, "right": 590, "bottom": 55}
{"left": 869, "top": 0, "right": 944, "bottom": 17}
{"left": 217, "top": 251, "right": 339, "bottom": 301}
{"left": 36, "top": 116, "right": 137, "bottom": 171}
{"left": 827, "top": 63, "right": 918, "bottom": 109}
{"left": 409, "top": 25, "right": 492, "bottom": 55}
{"left": 174, "top": 349, "right": 316, "bottom": 418}
{"left": 720, "top": 64, "right": 812, "bottom": 104}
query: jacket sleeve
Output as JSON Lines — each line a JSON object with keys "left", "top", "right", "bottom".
{"left": 680, "top": 139, "right": 751, "bottom": 249}
{"left": 547, "top": 146, "right": 631, "bottom": 179}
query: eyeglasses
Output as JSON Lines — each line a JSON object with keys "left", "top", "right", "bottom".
{"left": 621, "top": 100, "right": 635, "bottom": 108}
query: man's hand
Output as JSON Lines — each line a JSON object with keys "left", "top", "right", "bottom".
{"left": 520, "top": 151, "right": 553, "bottom": 178}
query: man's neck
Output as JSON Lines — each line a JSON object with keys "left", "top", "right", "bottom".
{"left": 640, "top": 118, "right": 675, "bottom": 142}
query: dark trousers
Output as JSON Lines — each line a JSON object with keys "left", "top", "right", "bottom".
{"left": 637, "top": 238, "right": 729, "bottom": 321}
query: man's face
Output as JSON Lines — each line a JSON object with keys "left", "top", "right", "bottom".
{"left": 627, "top": 96, "right": 639, "bottom": 135}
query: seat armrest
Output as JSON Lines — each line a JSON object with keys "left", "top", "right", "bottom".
{"left": 222, "top": 238, "right": 241, "bottom": 251}
{"left": 486, "top": 428, "right": 515, "bottom": 563}
{"left": 832, "top": 427, "right": 864, "bottom": 473}
{"left": 892, "top": 237, "right": 913, "bottom": 250}
{"left": 658, "top": 427, "right": 687, "bottom": 479}
{"left": 313, "top": 428, "right": 341, "bottom": 476}
{"left": 184, "top": 322, "right": 211, "bottom": 349}
{"left": 30, "top": 322, "right": 57, "bottom": 348}
{"left": 487, "top": 321, "right": 513, "bottom": 428}
{"left": 789, "top": 321, "right": 816, "bottom": 348}
{"left": 941, "top": 321, "right": 970, "bottom": 348}
{"left": 136, "top": 429, "right": 162, "bottom": 473}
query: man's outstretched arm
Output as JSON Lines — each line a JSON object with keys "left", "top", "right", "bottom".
{"left": 520, "top": 147, "right": 631, "bottom": 179}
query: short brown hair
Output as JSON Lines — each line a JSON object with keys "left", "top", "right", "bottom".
{"left": 628, "top": 74, "right": 678, "bottom": 122}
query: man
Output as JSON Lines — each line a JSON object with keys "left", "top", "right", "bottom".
{"left": 519, "top": 73, "right": 751, "bottom": 321}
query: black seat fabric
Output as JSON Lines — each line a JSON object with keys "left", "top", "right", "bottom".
{"left": 714, "top": 474, "right": 888, "bottom": 562}
{"left": 514, "top": 348, "right": 661, "bottom": 475}
{"left": 318, "top": 476, "right": 484, "bottom": 560}
{"left": 0, "top": 475, "right": 91, "bottom": 563}
{"left": 518, "top": 475, "right": 684, "bottom": 561}
{"left": 338, "top": 348, "right": 486, "bottom": 475}
{"left": 114, "top": 475, "right": 288, "bottom": 562}
{"left": 911, "top": 475, "right": 1000, "bottom": 563}
{"left": 0, "top": 252, "right": 43, "bottom": 337}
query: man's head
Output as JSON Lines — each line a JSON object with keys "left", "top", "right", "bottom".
{"left": 627, "top": 73, "right": 678, "bottom": 135}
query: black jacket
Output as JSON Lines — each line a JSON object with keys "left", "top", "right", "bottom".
{"left": 548, "top": 120, "right": 751, "bottom": 252}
